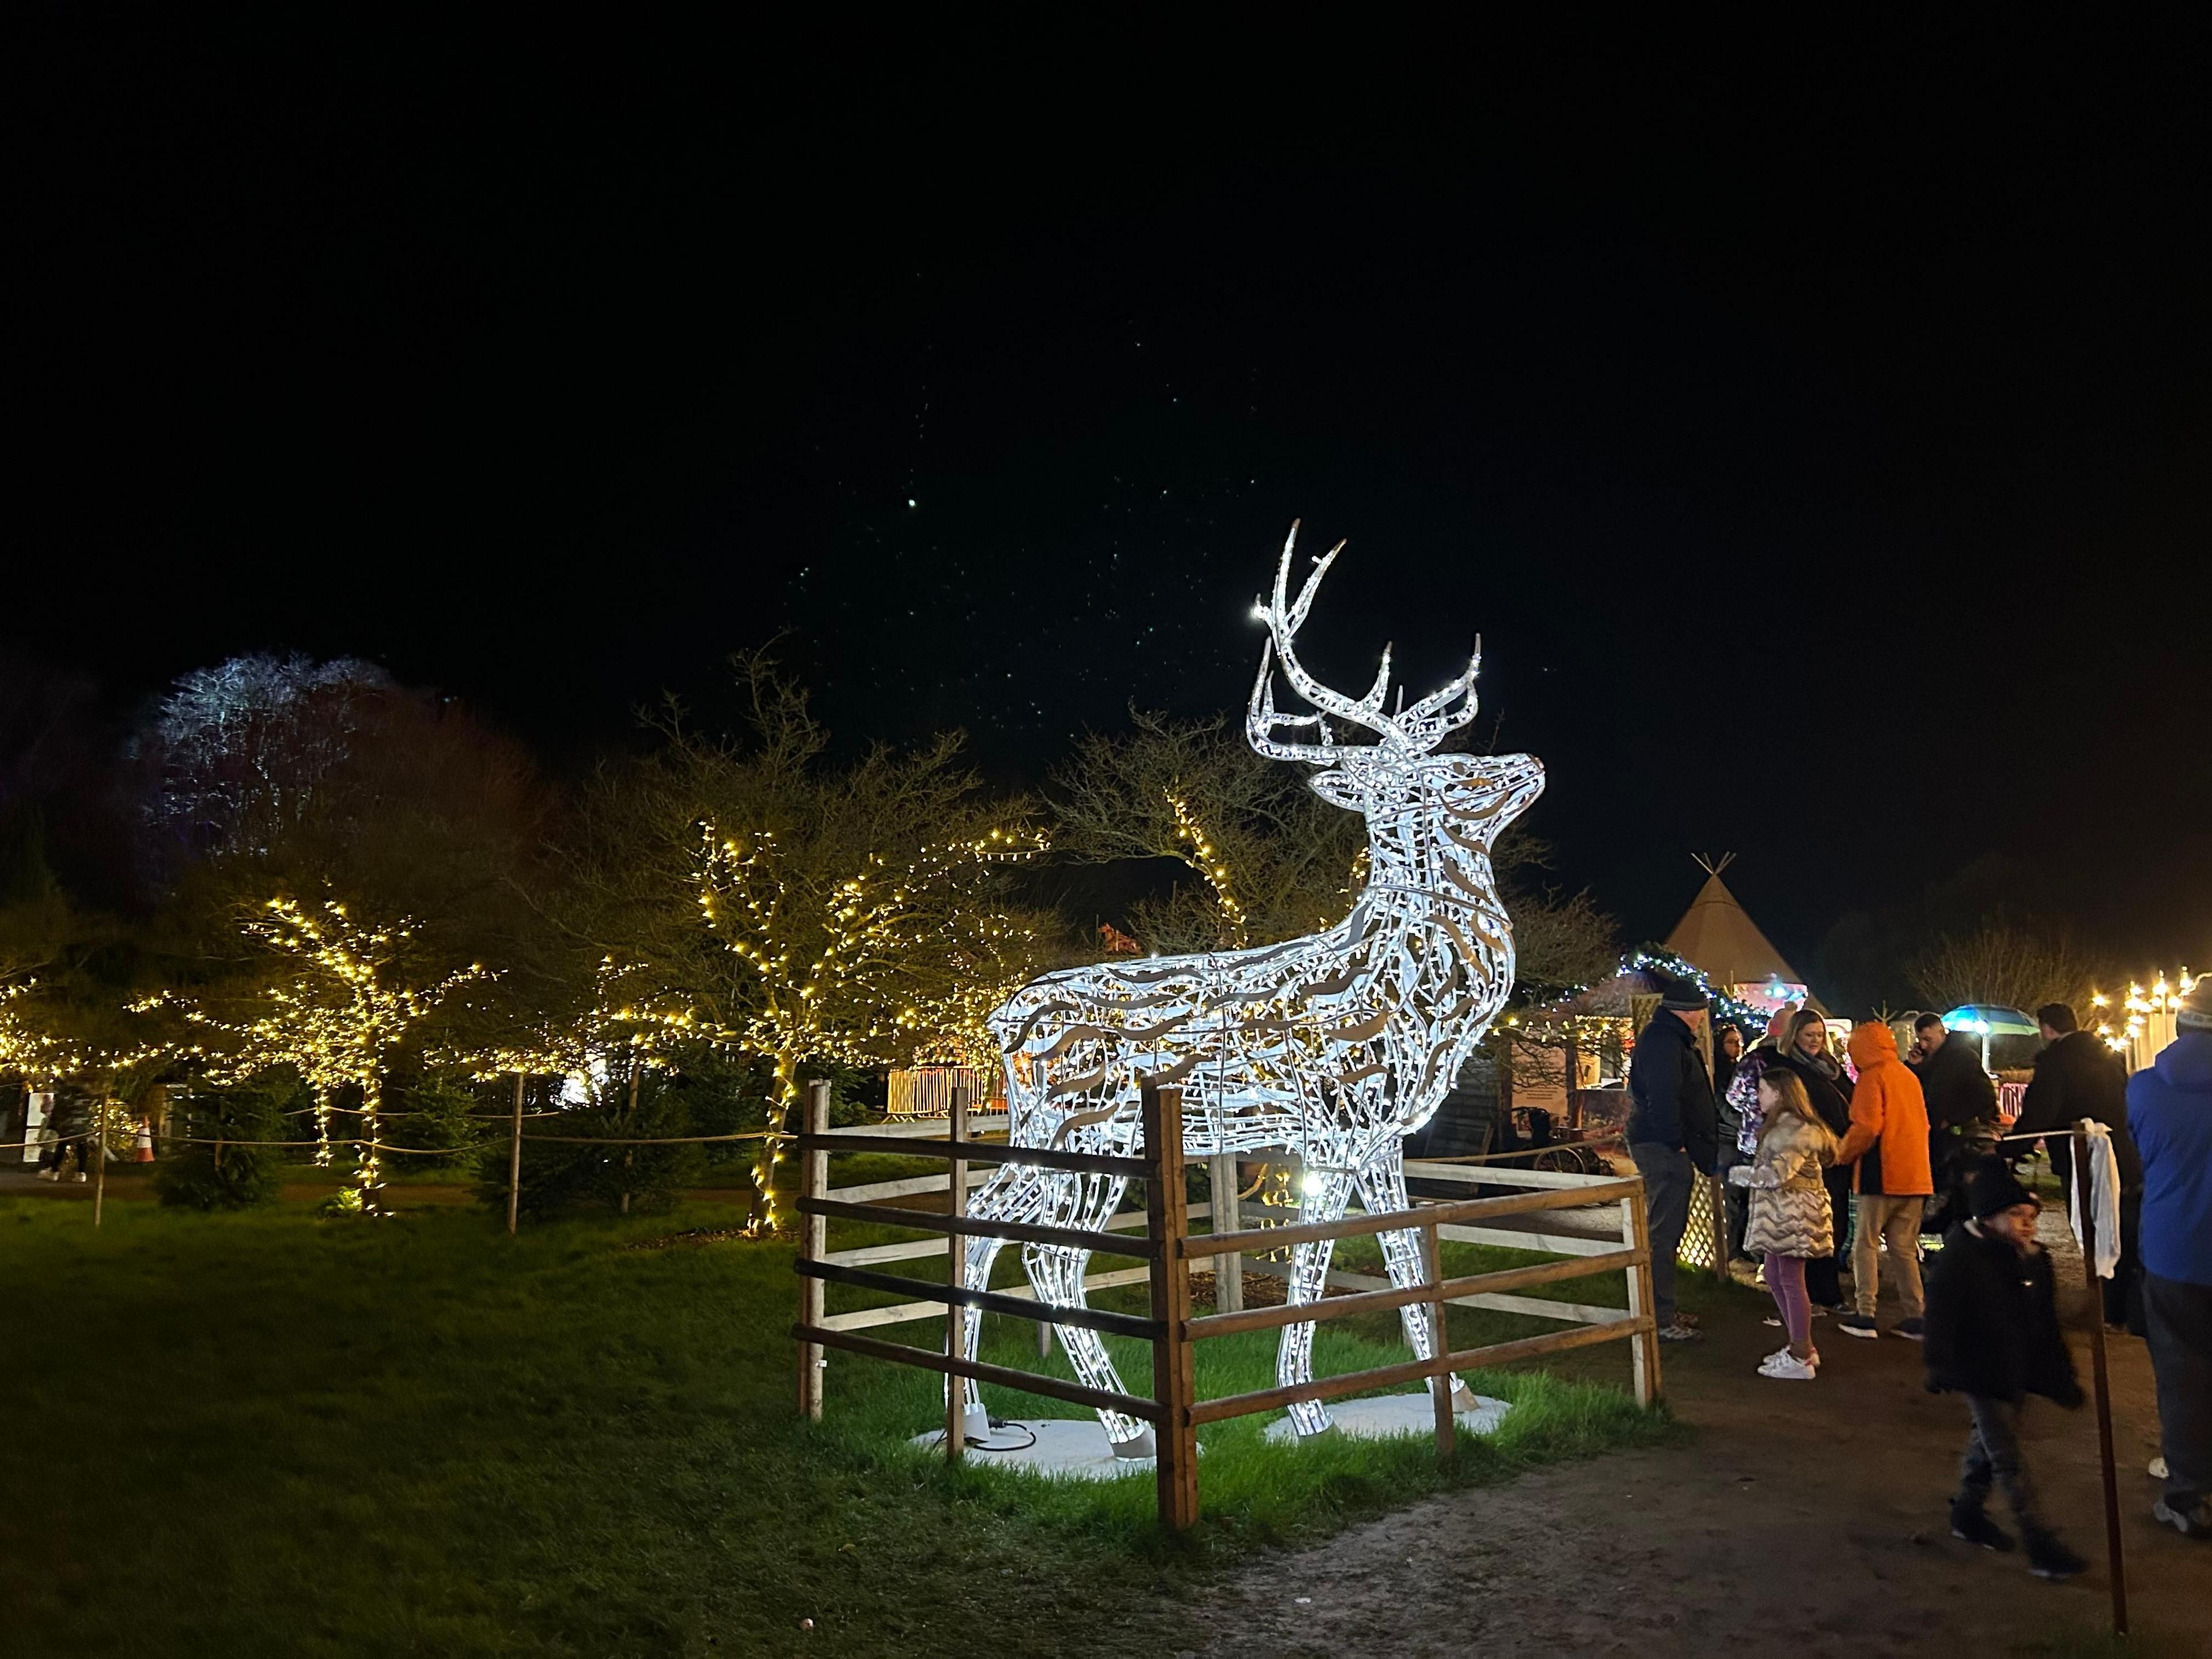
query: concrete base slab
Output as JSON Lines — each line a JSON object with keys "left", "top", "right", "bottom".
{"left": 907, "top": 1418, "right": 1173, "bottom": 1480}
{"left": 1262, "top": 1391, "right": 1512, "bottom": 1445}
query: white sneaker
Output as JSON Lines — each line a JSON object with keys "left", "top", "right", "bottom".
{"left": 1760, "top": 1352, "right": 1817, "bottom": 1381}
{"left": 2149, "top": 1456, "right": 2168, "bottom": 1479}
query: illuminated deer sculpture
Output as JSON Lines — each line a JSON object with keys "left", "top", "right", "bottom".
{"left": 962, "top": 525, "right": 1544, "bottom": 1451}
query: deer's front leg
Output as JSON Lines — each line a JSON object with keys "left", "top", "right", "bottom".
{"left": 1277, "top": 1164, "right": 1357, "bottom": 1438}
{"left": 1358, "top": 1149, "right": 1476, "bottom": 1414}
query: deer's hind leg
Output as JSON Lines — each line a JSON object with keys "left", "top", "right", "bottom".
{"left": 1023, "top": 1170, "right": 1152, "bottom": 1453}
{"left": 1278, "top": 1165, "right": 1358, "bottom": 1438}
{"left": 1356, "top": 1149, "right": 1472, "bottom": 1411}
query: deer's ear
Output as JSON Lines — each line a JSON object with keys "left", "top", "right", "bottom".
{"left": 1307, "top": 770, "right": 1365, "bottom": 812}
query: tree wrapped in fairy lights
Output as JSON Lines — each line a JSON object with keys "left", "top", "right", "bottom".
{"left": 191, "top": 896, "right": 485, "bottom": 1210}
{"left": 1, "top": 978, "right": 190, "bottom": 1149}
{"left": 566, "top": 654, "right": 1049, "bottom": 1232}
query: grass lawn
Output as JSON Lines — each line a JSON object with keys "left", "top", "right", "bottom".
{"left": 0, "top": 1169, "right": 1692, "bottom": 1658}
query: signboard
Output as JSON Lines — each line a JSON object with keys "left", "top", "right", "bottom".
{"left": 20, "top": 1091, "right": 52, "bottom": 1163}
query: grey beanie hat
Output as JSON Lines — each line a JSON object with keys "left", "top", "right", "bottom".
{"left": 2180, "top": 980, "right": 2212, "bottom": 1034}
{"left": 1656, "top": 971, "right": 1709, "bottom": 1013}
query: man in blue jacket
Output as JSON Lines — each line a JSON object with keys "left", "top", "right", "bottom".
{"left": 1627, "top": 973, "right": 1719, "bottom": 1343}
{"left": 2129, "top": 980, "right": 2212, "bottom": 1540}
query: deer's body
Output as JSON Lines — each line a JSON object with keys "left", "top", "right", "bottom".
{"left": 961, "top": 528, "right": 1543, "bottom": 1448}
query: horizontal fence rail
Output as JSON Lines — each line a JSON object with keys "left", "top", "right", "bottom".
{"left": 795, "top": 1130, "right": 1149, "bottom": 1180}
{"left": 795, "top": 1195, "right": 1160, "bottom": 1259}
{"left": 796, "top": 1258, "right": 1165, "bottom": 1340}
{"left": 790, "top": 1080, "right": 1662, "bottom": 1530}
{"left": 1183, "top": 1177, "right": 1642, "bottom": 1262}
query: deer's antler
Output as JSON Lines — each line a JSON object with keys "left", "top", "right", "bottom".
{"left": 1246, "top": 522, "right": 1481, "bottom": 763}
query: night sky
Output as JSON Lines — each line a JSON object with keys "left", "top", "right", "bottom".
{"left": 17, "top": 21, "right": 2211, "bottom": 979}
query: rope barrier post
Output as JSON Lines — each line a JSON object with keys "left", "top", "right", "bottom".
{"left": 506, "top": 1072, "right": 526, "bottom": 1237}
{"left": 620, "top": 1068, "right": 640, "bottom": 1217}
{"left": 2071, "top": 1122, "right": 2128, "bottom": 1637}
{"left": 798, "top": 1080, "right": 830, "bottom": 1422}
{"left": 944, "top": 1082, "right": 969, "bottom": 1463}
{"left": 1143, "top": 1082, "right": 1198, "bottom": 1530}
{"left": 93, "top": 1098, "right": 109, "bottom": 1229}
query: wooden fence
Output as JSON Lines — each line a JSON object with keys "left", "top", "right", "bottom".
{"left": 791, "top": 1081, "right": 1658, "bottom": 1529}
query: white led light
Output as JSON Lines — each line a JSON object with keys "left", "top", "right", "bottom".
{"left": 959, "top": 524, "right": 1543, "bottom": 1446}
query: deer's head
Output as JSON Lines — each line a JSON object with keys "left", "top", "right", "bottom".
{"left": 1245, "top": 524, "right": 1545, "bottom": 848}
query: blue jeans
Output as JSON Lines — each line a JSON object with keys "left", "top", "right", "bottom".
{"left": 1630, "top": 1142, "right": 1693, "bottom": 1327}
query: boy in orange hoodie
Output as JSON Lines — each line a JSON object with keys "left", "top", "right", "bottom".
{"left": 1836, "top": 1021, "right": 1934, "bottom": 1339}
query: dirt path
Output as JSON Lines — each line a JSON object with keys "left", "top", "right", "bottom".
{"left": 1165, "top": 1234, "right": 2211, "bottom": 1658}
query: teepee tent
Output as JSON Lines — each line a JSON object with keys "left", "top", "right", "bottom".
{"left": 1663, "top": 855, "right": 1810, "bottom": 1012}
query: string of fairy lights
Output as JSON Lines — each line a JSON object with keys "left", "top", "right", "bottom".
{"left": 1164, "top": 790, "right": 1248, "bottom": 945}
{"left": 691, "top": 816, "right": 1046, "bottom": 1230}
{"left": 9, "top": 843, "right": 2194, "bottom": 1233}
{"left": 2090, "top": 967, "right": 2196, "bottom": 1066}
{"left": 1502, "top": 946, "right": 1772, "bottom": 1050}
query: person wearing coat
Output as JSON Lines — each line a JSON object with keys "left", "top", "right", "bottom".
{"left": 1626, "top": 974, "right": 1721, "bottom": 1342}
{"left": 1923, "top": 1157, "right": 2087, "bottom": 1580}
{"left": 2127, "top": 982, "right": 2212, "bottom": 1539}
{"left": 1730, "top": 1065, "right": 1837, "bottom": 1380}
{"left": 1770, "top": 1009, "right": 1854, "bottom": 1309}
{"left": 2016, "top": 1001, "right": 2146, "bottom": 1332}
{"left": 1834, "top": 1021, "right": 1934, "bottom": 1340}
{"left": 1727, "top": 1008, "right": 1793, "bottom": 1156}
{"left": 1712, "top": 1023, "right": 1751, "bottom": 1263}
{"left": 1911, "top": 1012, "right": 1999, "bottom": 1230}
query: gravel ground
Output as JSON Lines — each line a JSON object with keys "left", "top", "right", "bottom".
{"left": 1142, "top": 1215, "right": 2210, "bottom": 1658}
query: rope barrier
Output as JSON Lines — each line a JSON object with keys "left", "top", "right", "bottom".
{"left": 274, "top": 1104, "right": 569, "bottom": 1120}
{"left": 13, "top": 1126, "right": 778, "bottom": 1153}
{"left": 514, "top": 1130, "right": 775, "bottom": 1145}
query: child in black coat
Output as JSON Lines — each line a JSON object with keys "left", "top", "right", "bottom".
{"left": 1922, "top": 1158, "right": 2089, "bottom": 1580}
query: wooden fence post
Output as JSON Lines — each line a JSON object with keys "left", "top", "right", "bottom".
{"left": 2073, "top": 1123, "right": 2128, "bottom": 1637}
{"left": 1708, "top": 1172, "right": 1731, "bottom": 1282}
{"left": 1621, "top": 1179, "right": 1660, "bottom": 1408}
{"left": 1209, "top": 1153, "right": 1243, "bottom": 1314}
{"left": 506, "top": 1072, "right": 525, "bottom": 1238}
{"left": 797, "top": 1080, "right": 830, "bottom": 1422}
{"left": 944, "top": 1084, "right": 969, "bottom": 1463}
{"left": 1423, "top": 1218, "right": 1454, "bottom": 1465}
{"left": 1143, "top": 1084, "right": 1198, "bottom": 1530}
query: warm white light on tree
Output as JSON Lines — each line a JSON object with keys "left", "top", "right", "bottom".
{"left": 192, "top": 897, "right": 484, "bottom": 1211}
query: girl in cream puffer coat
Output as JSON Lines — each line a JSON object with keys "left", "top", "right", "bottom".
{"left": 1733, "top": 1067, "right": 1838, "bottom": 1377}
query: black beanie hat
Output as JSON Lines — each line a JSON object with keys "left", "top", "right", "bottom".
{"left": 1965, "top": 1157, "right": 2035, "bottom": 1219}
{"left": 1655, "top": 970, "right": 1709, "bottom": 1013}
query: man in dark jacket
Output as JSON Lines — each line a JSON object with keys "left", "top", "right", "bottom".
{"left": 1912, "top": 1012, "right": 1999, "bottom": 1230}
{"left": 1924, "top": 1157, "right": 2088, "bottom": 1580}
{"left": 2016, "top": 1002, "right": 2145, "bottom": 1331}
{"left": 2128, "top": 982, "right": 2212, "bottom": 1539}
{"left": 1627, "top": 974, "right": 1719, "bottom": 1343}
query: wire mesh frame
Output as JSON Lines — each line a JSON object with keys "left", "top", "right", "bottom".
{"left": 1677, "top": 1171, "right": 1729, "bottom": 1277}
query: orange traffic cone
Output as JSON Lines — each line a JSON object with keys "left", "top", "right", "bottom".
{"left": 135, "top": 1122, "right": 154, "bottom": 1163}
